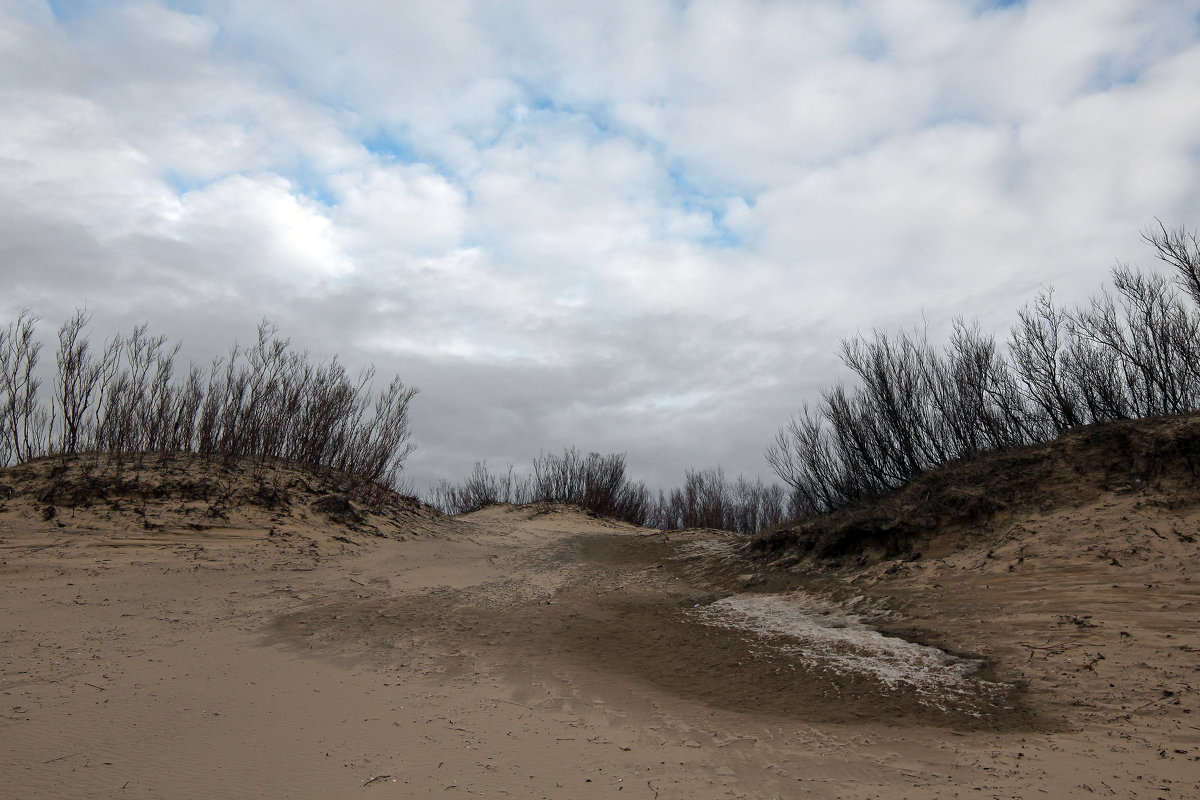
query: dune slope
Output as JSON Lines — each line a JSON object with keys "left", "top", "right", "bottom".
{"left": 1, "top": 437, "right": 1198, "bottom": 798}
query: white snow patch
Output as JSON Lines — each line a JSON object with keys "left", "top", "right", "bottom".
{"left": 691, "top": 593, "right": 1009, "bottom": 713}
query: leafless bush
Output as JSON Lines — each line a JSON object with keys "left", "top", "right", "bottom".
{"left": 769, "top": 223, "right": 1200, "bottom": 520}
{"left": 527, "top": 448, "right": 631, "bottom": 518}
{"left": 54, "top": 309, "right": 103, "bottom": 455}
{"left": 734, "top": 477, "right": 790, "bottom": 533}
{"left": 427, "top": 449, "right": 789, "bottom": 535}
{"left": 426, "top": 462, "right": 528, "bottom": 514}
{"left": 660, "top": 467, "right": 730, "bottom": 530}
{"left": 0, "top": 310, "right": 48, "bottom": 464}
{"left": 651, "top": 468, "right": 789, "bottom": 533}
{"left": 1146, "top": 219, "right": 1200, "bottom": 308}
{"left": 0, "top": 313, "right": 419, "bottom": 492}
{"left": 1009, "top": 289, "right": 1081, "bottom": 437}
{"left": 506, "top": 447, "right": 652, "bottom": 524}
{"left": 768, "top": 321, "right": 1033, "bottom": 514}
{"left": 1069, "top": 266, "right": 1200, "bottom": 418}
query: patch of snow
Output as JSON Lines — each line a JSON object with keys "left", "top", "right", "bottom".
{"left": 691, "top": 593, "right": 1009, "bottom": 713}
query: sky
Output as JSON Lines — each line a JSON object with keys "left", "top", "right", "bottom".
{"left": 3, "top": 0, "right": 1200, "bottom": 492}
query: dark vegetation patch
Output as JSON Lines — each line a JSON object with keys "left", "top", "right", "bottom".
{"left": 766, "top": 223, "right": 1200, "bottom": 524}
{"left": 427, "top": 449, "right": 790, "bottom": 533}
{"left": 0, "top": 315, "right": 418, "bottom": 491}
{"left": 0, "top": 450, "right": 438, "bottom": 535}
{"left": 751, "top": 412, "right": 1200, "bottom": 568}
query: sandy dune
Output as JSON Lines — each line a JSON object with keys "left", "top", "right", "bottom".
{"left": 1, "top": 453, "right": 1198, "bottom": 798}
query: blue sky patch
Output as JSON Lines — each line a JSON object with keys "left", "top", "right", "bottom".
{"left": 163, "top": 169, "right": 209, "bottom": 196}
{"left": 362, "top": 129, "right": 423, "bottom": 165}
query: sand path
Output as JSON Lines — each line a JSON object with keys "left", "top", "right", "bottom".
{"left": 2, "top": 501, "right": 1198, "bottom": 798}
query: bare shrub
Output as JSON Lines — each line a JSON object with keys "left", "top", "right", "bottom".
{"left": 54, "top": 309, "right": 103, "bottom": 455}
{"left": 651, "top": 468, "right": 789, "bottom": 533}
{"left": 0, "top": 310, "right": 48, "bottom": 463}
{"left": 766, "top": 404, "right": 854, "bottom": 515}
{"left": 1145, "top": 219, "right": 1200, "bottom": 308}
{"left": 665, "top": 467, "right": 730, "bottom": 530}
{"left": 1069, "top": 266, "right": 1200, "bottom": 419}
{"left": 769, "top": 223, "right": 1200, "bottom": 522}
{"left": 0, "top": 313, "right": 419, "bottom": 492}
{"left": 427, "top": 462, "right": 528, "bottom": 515}
{"left": 523, "top": 447, "right": 655, "bottom": 524}
{"left": 768, "top": 321, "right": 1034, "bottom": 515}
{"left": 427, "top": 448, "right": 789, "bottom": 535}
{"left": 426, "top": 448, "right": 784, "bottom": 534}
{"left": 736, "top": 477, "right": 790, "bottom": 533}
{"left": 1009, "top": 290, "right": 1081, "bottom": 437}
{"left": 528, "top": 448, "right": 632, "bottom": 518}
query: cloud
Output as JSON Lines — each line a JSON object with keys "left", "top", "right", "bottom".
{"left": 175, "top": 174, "right": 352, "bottom": 285}
{"left": 333, "top": 163, "right": 468, "bottom": 256}
{"left": 3, "top": 0, "right": 1200, "bottom": 493}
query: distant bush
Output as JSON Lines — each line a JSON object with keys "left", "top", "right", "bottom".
{"left": 426, "top": 461, "right": 528, "bottom": 515}
{"left": 767, "top": 221, "right": 1200, "bottom": 517}
{"left": 427, "top": 449, "right": 791, "bottom": 534}
{"left": 426, "top": 449, "right": 652, "bottom": 520}
{"left": 527, "top": 448, "right": 655, "bottom": 523}
{"left": 0, "top": 315, "right": 418, "bottom": 491}
{"left": 649, "top": 468, "right": 790, "bottom": 533}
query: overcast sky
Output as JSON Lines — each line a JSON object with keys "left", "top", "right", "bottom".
{"left": 4, "top": 0, "right": 1200, "bottom": 491}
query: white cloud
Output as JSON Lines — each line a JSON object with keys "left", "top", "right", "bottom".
{"left": 176, "top": 173, "right": 352, "bottom": 284}
{"left": 334, "top": 163, "right": 468, "bottom": 256}
{"left": 3, "top": 0, "right": 1200, "bottom": 492}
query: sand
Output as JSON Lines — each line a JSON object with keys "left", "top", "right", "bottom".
{"left": 1, "top": 454, "right": 1198, "bottom": 798}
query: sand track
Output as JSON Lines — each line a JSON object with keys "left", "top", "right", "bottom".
{"left": 2, "top": 477, "right": 1199, "bottom": 798}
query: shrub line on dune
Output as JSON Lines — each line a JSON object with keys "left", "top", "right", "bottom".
{"left": 0, "top": 318, "right": 418, "bottom": 493}
{"left": 426, "top": 449, "right": 790, "bottom": 534}
{"left": 767, "top": 222, "right": 1200, "bottom": 521}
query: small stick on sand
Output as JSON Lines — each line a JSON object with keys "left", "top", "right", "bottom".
{"left": 44, "top": 752, "right": 82, "bottom": 764}
{"left": 362, "top": 774, "right": 391, "bottom": 787}
{"left": 1133, "top": 692, "right": 1175, "bottom": 712}
{"left": 495, "top": 698, "right": 530, "bottom": 709}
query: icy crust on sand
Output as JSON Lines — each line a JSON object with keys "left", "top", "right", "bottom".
{"left": 691, "top": 593, "right": 1011, "bottom": 714}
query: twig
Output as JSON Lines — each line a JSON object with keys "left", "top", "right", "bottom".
{"left": 1133, "top": 693, "right": 1175, "bottom": 712}
{"left": 83, "top": 682, "right": 106, "bottom": 691}
{"left": 362, "top": 774, "right": 391, "bottom": 787}
{"left": 44, "top": 752, "right": 82, "bottom": 764}
{"left": 495, "top": 698, "right": 530, "bottom": 709}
